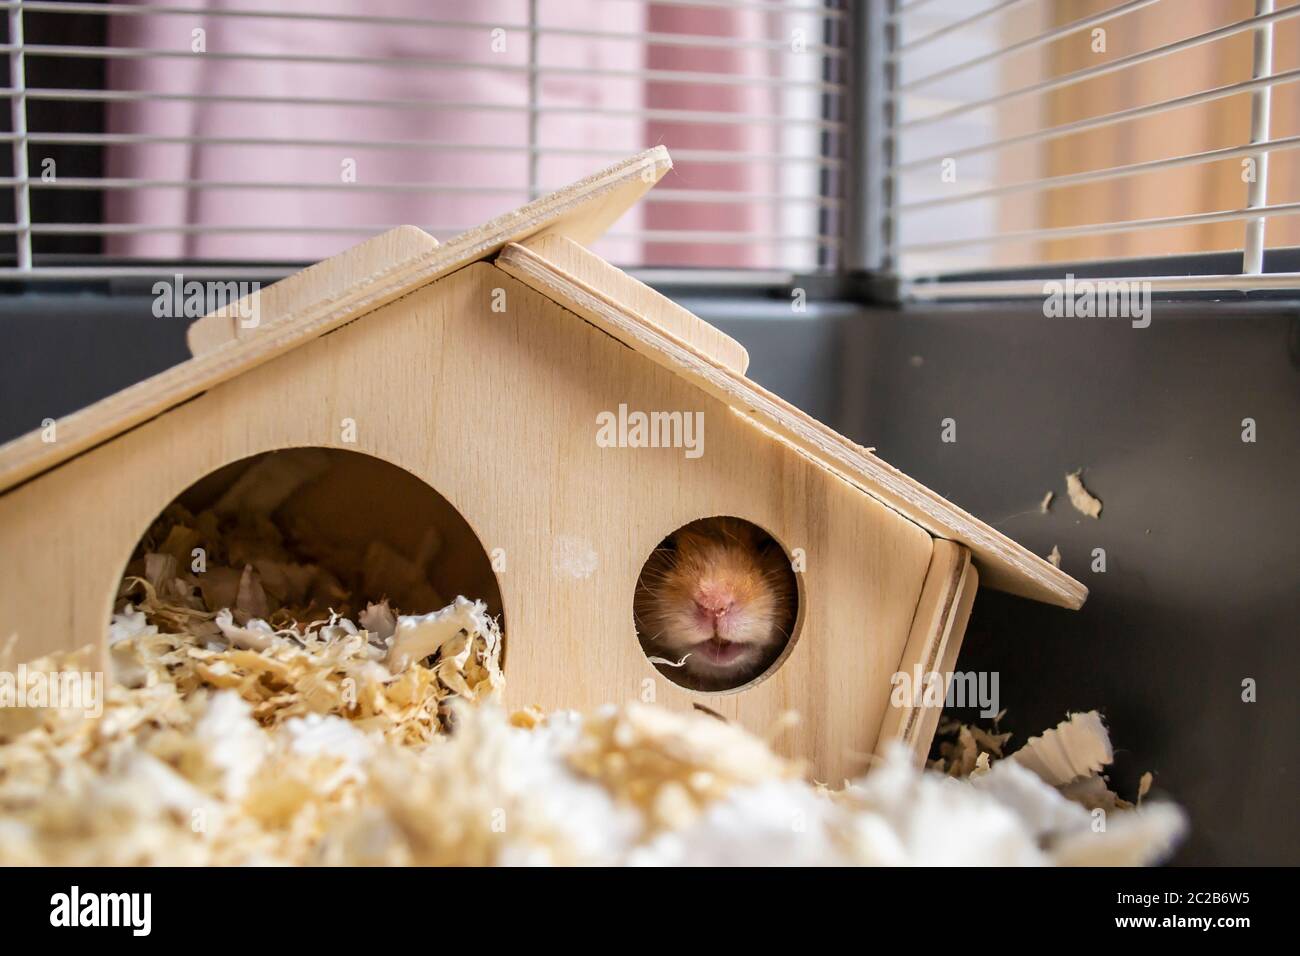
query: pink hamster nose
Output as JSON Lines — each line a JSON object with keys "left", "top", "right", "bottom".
{"left": 693, "top": 583, "right": 735, "bottom": 617}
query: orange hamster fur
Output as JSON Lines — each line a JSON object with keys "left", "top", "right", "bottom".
{"left": 634, "top": 516, "right": 796, "bottom": 691}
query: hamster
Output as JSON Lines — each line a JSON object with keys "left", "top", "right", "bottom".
{"left": 634, "top": 517, "right": 797, "bottom": 692}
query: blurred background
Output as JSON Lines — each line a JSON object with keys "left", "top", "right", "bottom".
{"left": 1, "top": 0, "right": 1297, "bottom": 864}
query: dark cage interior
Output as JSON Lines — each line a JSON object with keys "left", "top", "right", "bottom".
{"left": 0, "top": 8, "right": 107, "bottom": 266}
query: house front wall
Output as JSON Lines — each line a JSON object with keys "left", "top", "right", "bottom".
{"left": 0, "top": 262, "right": 934, "bottom": 780}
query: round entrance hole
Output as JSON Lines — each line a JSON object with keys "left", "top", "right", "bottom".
{"left": 112, "top": 447, "right": 503, "bottom": 650}
{"left": 633, "top": 516, "right": 800, "bottom": 693}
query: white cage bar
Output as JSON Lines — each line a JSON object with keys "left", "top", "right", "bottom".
{"left": 889, "top": 0, "right": 1300, "bottom": 299}
{"left": 0, "top": 0, "right": 849, "bottom": 278}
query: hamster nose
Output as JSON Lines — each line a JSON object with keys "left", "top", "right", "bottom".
{"left": 693, "top": 585, "right": 735, "bottom": 616}
{"left": 694, "top": 599, "right": 732, "bottom": 617}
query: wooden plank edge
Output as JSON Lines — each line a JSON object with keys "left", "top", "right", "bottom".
{"left": 873, "top": 540, "right": 977, "bottom": 764}
{"left": 186, "top": 226, "right": 441, "bottom": 356}
{"left": 515, "top": 233, "right": 750, "bottom": 375}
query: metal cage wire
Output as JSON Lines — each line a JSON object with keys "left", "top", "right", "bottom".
{"left": 3, "top": 0, "right": 1299, "bottom": 298}
{"left": 0, "top": 0, "right": 850, "bottom": 280}
{"left": 883, "top": 0, "right": 1300, "bottom": 299}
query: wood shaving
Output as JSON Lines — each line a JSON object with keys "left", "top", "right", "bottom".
{"left": 568, "top": 704, "right": 797, "bottom": 830}
{"left": 0, "top": 483, "right": 1182, "bottom": 865}
{"left": 108, "top": 585, "right": 501, "bottom": 746}
{"left": 933, "top": 709, "right": 1153, "bottom": 822}
{"left": 1047, "top": 545, "right": 1061, "bottom": 568}
{"left": 931, "top": 714, "right": 1013, "bottom": 777}
{"left": 1066, "top": 470, "right": 1103, "bottom": 518}
{"left": 1137, "top": 771, "right": 1154, "bottom": 806}
{"left": 119, "top": 455, "right": 447, "bottom": 631}
{"left": 0, "top": 627, "right": 1183, "bottom": 865}
{"left": 1040, "top": 491, "right": 1054, "bottom": 514}
{"left": 1011, "top": 710, "right": 1113, "bottom": 786}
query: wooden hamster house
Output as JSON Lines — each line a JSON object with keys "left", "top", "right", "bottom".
{"left": 0, "top": 148, "right": 1085, "bottom": 782}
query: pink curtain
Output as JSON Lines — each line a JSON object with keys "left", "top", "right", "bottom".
{"left": 644, "top": 4, "right": 779, "bottom": 268}
{"left": 105, "top": 0, "right": 781, "bottom": 267}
